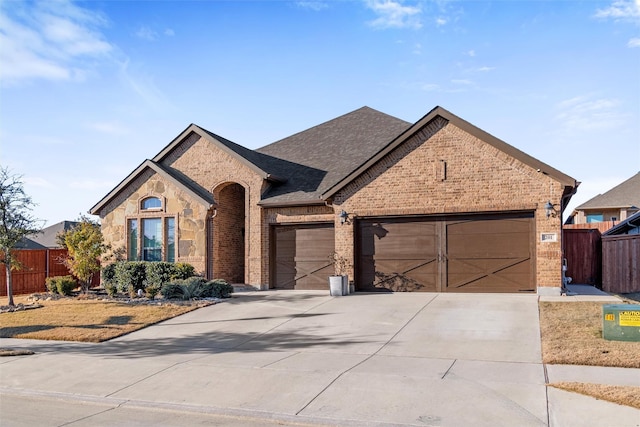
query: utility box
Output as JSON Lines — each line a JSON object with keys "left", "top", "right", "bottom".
{"left": 602, "top": 304, "right": 640, "bottom": 342}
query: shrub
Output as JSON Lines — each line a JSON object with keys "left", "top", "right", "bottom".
{"left": 161, "top": 277, "right": 233, "bottom": 300}
{"left": 145, "top": 262, "right": 177, "bottom": 288}
{"left": 101, "top": 263, "right": 117, "bottom": 286}
{"left": 161, "top": 277, "right": 202, "bottom": 300}
{"left": 45, "top": 276, "right": 58, "bottom": 294}
{"left": 205, "top": 279, "right": 234, "bottom": 298}
{"left": 104, "top": 281, "right": 118, "bottom": 297}
{"left": 172, "top": 262, "right": 196, "bottom": 280}
{"left": 45, "top": 276, "right": 76, "bottom": 296}
{"left": 145, "top": 284, "right": 161, "bottom": 300}
{"left": 114, "top": 261, "right": 147, "bottom": 297}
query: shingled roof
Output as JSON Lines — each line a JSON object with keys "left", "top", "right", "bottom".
{"left": 91, "top": 106, "right": 578, "bottom": 214}
{"left": 576, "top": 172, "right": 640, "bottom": 210}
{"left": 256, "top": 107, "right": 411, "bottom": 205}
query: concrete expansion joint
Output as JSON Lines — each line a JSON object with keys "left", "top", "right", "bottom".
{"left": 104, "top": 362, "right": 183, "bottom": 398}
{"left": 441, "top": 359, "right": 457, "bottom": 380}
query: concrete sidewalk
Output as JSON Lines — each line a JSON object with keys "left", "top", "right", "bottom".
{"left": 1, "top": 291, "right": 639, "bottom": 426}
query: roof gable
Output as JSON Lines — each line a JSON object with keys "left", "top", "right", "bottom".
{"left": 89, "top": 159, "right": 214, "bottom": 216}
{"left": 576, "top": 172, "right": 640, "bottom": 210}
{"left": 321, "top": 106, "right": 578, "bottom": 200}
{"left": 154, "top": 124, "right": 284, "bottom": 183}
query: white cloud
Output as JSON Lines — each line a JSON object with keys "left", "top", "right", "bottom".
{"left": 451, "top": 79, "right": 473, "bottom": 85}
{"left": 628, "top": 37, "right": 640, "bottom": 47}
{"left": 296, "top": 1, "right": 329, "bottom": 11}
{"left": 420, "top": 83, "right": 440, "bottom": 91}
{"left": 136, "top": 26, "right": 157, "bottom": 41}
{"left": 118, "top": 59, "right": 172, "bottom": 111}
{"left": 0, "top": 0, "right": 113, "bottom": 85}
{"left": 366, "top": 0, "right": 422, "bottom": 30}
{"left": 435, "top": 16, "right": 447, "bottom": 26}
{"left": 594, "top": 0, "right": 640, "bottom": 22}
{"left": 476, "top": 66, "right": 494, "bottom": 72}
{"left": 466, "top": 50, "right": 476, "bottom": 57}
{"left": 136, "top": 25, "right": 176, "bottom": 41}
{"left": 554, "top": 95, "right": 628, "bottom": 133}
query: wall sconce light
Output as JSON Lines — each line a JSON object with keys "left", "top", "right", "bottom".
{"left": 338, "top": 209, "right": 349, "bottom": 225}
{"left": 544, "top": 201, "right": 557, "bottom": 218}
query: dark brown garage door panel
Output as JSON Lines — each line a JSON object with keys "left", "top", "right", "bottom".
{"left": 356, "top": 213, "right": 534, "bottom": 293}
{"left": 358, "top": 219, "right": 438, "bottom": 292}
{"left": 273, "top": 224, "right": 335, "bottom": 290}
{"left": 446, "top": 217, "right": 533, "bottom": 292}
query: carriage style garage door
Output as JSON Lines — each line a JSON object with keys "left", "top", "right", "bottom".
{"left": 356, "top": 212, "right": 534, "bottom": 293}
{"left": 272, "top": 223, "right": 335, "bottom": 290}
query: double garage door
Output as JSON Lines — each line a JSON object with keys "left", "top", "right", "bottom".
{"left": 272, "top": 212, "right": 534, "bottom": 293}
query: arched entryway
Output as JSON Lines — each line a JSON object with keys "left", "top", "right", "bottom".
{"left": 210, "top": 182, "right": 246, "bottom": 283}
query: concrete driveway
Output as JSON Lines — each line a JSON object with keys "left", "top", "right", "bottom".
{"left": 1, "top": 291, "right": 639, "bottom": 426}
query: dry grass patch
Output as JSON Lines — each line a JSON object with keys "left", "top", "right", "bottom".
{"left": 0, "top": 296, "right": 213, "bottom": 342}
{"left": 539, "top": 301, "right": 640, "bottom": 368}
{"left": 549, "top": 382, "right": 640, "bottom": 410}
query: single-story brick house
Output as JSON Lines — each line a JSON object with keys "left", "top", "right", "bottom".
{"left": 90, "top": 106, "right": 578, "bottom": 295}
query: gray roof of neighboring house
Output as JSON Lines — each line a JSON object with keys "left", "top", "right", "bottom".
{"left": 23, "top": 221, "right": 79, "bottom": 249}
{"left": 603, "top": 210, "right": 640, "bottom": 236}
{"left": 15, "top": 237, "right": 47, "bottom": 250}
{"left": 576, "top": 172, "right": 640, "bottom": 210}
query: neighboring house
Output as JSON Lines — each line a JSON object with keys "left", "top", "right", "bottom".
{"left": 603, "top": 210, "right": 640, "bottom": 236}
{"left": 90, "top": 106, "right": 578, "bottom": 295}
{"left": 16, "top": 220, "right": 79, "bottom": 250}
{"left": 567, "top": 172, "right": 640, "bottom": 227}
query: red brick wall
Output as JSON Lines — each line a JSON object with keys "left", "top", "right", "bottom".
{"left": 213, "top": 183, "right": 245, "bottom": 283}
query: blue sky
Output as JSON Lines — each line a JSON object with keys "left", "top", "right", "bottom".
{"left": 1, "top": 0, "right": 639, "bottom": 225}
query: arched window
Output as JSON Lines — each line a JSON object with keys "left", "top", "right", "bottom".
{"left": 141, "top": 197, "right": 162, "bottom": 210}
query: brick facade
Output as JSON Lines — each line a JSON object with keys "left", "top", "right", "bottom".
{"left": 331, "top": 119, "right": 566, "bottom": 293}
{"left": 93, "top": 108, "right": 575, "bottom": 294}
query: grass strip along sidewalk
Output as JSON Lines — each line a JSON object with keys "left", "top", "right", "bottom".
{"left": 539, "top": 300, "right": 640, "bottom": 410}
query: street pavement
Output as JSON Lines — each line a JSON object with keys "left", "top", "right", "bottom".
{"left": 1, "top": 289, "right": 639, "bottom": 426}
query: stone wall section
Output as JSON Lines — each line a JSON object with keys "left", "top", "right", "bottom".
{"left": 333, "top": 119, "right": 567, "bottom": 291}
{"left": 99, "top": 169, "right": 210, "bottom": 274}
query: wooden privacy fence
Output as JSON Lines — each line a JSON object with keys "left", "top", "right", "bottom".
{"left": 602, "top": 235, "right": 640, "bottom": 294}
{"left": 563, "top": 228, "right": 602, "bottom": 286}
{"left": 0, "top": 249, "right": 100, "bottom": 296}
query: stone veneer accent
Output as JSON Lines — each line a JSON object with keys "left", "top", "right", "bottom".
{"left": 99, "top": 170, "right": 210, "bottom": 273}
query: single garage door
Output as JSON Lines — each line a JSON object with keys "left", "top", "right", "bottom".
{"left": 272, "top": 223, "right": 335, "bottom": 290}
{"left": 356, "top": 212, "right": 534, "bottom": 293}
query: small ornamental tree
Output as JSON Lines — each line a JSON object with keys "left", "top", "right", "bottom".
{"left": 0, "top": 167, "right": 43, "bottom": 306}
{"left": 58, "top": 216, "right": 108, "bottom": 293}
